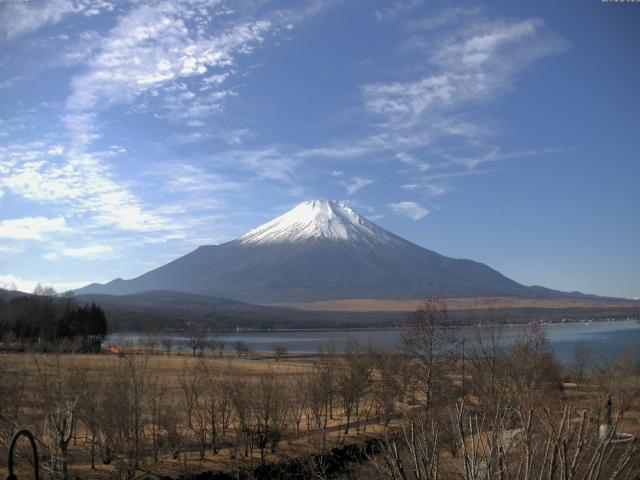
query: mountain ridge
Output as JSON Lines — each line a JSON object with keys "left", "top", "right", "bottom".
{"left": 75, "top": 200, "right": 602, "bottom": 303}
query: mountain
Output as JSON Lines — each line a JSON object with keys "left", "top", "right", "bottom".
{"left": 76, "top": 200, "right": 591, "bottom": 303}
{"left": 75, "top": 290, "right": 404, "bottom": 331}
{"left": 75, "top": 290, "right": 640, "bottom": 331}
{"left": 0, "top": 288, "right": 29, "bottom": 302}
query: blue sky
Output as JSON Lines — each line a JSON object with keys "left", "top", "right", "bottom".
{"left": 0, "top": 0, "right": 638, "bottom": 298}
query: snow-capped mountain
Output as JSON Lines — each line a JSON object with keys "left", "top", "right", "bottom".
{"left": 76, "top": 200, "right": 576, "bottom": 303}
{"left": 239, "top": 200, "right": 400, "bottom": 247}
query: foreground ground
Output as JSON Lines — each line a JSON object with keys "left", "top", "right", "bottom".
{"left": 1, "top": 331, "right": 639, "bottom": 479}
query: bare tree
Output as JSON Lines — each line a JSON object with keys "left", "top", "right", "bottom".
{"left": 0, "top": 354, "right": 26, "bottom": 453}
{"left": 147, "top": 371, "right": 170, "bottom": 461}
{"left": 210, "top": 327, "right": 227, "bottom": 358}
{"left": 373, "top": 400, "right": 640, "bottom": 480}
{"left": 44, "top": 399, "right": 77, "bottom": 480}
{"left": 371, "top": 350, "right": 401, "bottom": 427}
{"left": 336, "top": 339, "right": 372, "bottom": 435}
{"left": 507, "top": 322, "right": 560, "bottom": 409}
{"left": 122, "top": 353, "right": 148, "bottom": 473}
{"left": 233, "top": 340, "right": 250, "bottom": 358}
{"left": 468, "top": 305, "right": 509, "bottom": 412}
{"left": 273, "top": 344, "right": 288, "bottom": 361}
{"left": 289, "top": 372, "right": 309, "bottom": 436}
{"left": 161, "top": 336, "right": 173, "bottom": 356}
{"left": 402, "top": 297, "right": 456, "bottom": 415}
{"left": 199, "top": 359, "right": 224, "bottom": 454}
{"left": 187, "top": 322, "right": 205, "bottom": 357}
{"left": 140, "top": 329, "right": 160, "bottom": 355}
{"left": 571, "top": 341, "right": 592, "bottom": 383}
{"left": 179, "top": 362, "right": 201, "bottom": 430}
{"left": 371, "top": 411, "right": 440, "bottom": 480}
{"left": 75, "top": 369, "right": 101, "bottom": 469}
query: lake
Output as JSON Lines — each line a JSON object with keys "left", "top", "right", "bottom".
{"left": 107, "top": 319, "right": 640, "bottom": 364}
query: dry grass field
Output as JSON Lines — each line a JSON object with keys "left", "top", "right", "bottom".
{"left": 1, "top": 313, "right": 639, "bottom": 480}
{"left": 0, "top": 350, "right": 410, "bottom": 480}
{"left": 269, "top": 296, "right": 640, "bottom": 312}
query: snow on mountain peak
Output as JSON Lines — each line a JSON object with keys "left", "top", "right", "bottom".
{"left": 239, "top": 200, "right": 396, "bottom": 246}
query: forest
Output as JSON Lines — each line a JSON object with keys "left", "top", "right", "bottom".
{"left": 0, "top": 285, "right": 108, "bottom": 352}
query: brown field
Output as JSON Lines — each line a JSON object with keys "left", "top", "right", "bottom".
{"left": 0, "top": 351, "right": 408, "bottom": 480}
{"left": 2, "top": 326, "right": 639, "bottom": 480}
{"left": 268, "top": 296, "right": 640, "bottom": 312}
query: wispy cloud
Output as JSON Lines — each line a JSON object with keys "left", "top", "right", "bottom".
{"left": 340, "top": 176, "right": 374, "bottom": 195}
{"left": 358, "top": 14, "right": 568, "bottom": 218}
{"left": 296, "top": 142, "right": 379, "bottom": 159}
{"left": 389, "top": 201, "right": 429, "bottom": 220}
{"left": 44, "top": 244, "right": 115, "bottom": 261}
{"left": 443, "top": 146, "right": 571, "bottom": 170}
{"left": 363, "top": 18, "right": 567, "bottom": 131}
{"left": 161, "top": 163, "right": 245, "bottom": 194}
{"left": 375, "top": 0, "right": 423, "bottom": 22}
{"left": 209, "top": 147, "right": 300, "bottom": 183}
{"left": 395, "top": 151, "right": 430, "bottom": 171}
{"left": 406, "top": 7, "right": 482, "bottom": 32}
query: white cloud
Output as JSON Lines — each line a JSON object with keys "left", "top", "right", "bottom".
{"left": 400, "top": 182, "right": 449, "bottom": 197}
{"left": 407, "top": 7, "right": 482, "bottom": 32}
{"left": 0, "top": 0, "right": 115, "bottom": 39}
{"left": 171, "top": 131, "right": 215, "bottom": 144}
{"left": 44, "top": 244, "right": 114, "bottom": 261}
{"left": 330, "top": 170, "right": 343, "bottom": 176}
{"left": 389, "top": 201, "right": 429, "bottom": 220}
{"left": 444, "top": 146, "right": 570, "bottom": 170}
{"left": 375, "top": 0, "right": 423, "bottom": 22}
{"left": 0, "top": 274, "right": 98, "bottom": 293}
{"left": 424, "top": 184, "right": 450, "bottom": 198}
{"left": 296, "top": 142, "right": 379, "bottom": 159}
{"left": 340, "top": 177, "right": 373, "bottom": 195}
{"left": 0, "top": 216, "right": 68, "bottom": 240}
{"left": 0, "top": 244, "right": 25, "bottom": 256}
{"left": 210, "top": 147, "right": 300, "bottom": 183}
{"left": 161, "top": 163, "right": 245, "bottom": 193}
{"left": 0, "top": 143, "right": 171, "bottom": 233}
{"left": 0, "top": 275, "right": 22, "bottom": 292}
{"left": 63, "top": 1, "right": 272, "bottom": 147}
{"left": 362, "top": 18, "right": 567, "bottom": 130}
{"left": 395, "top": 151, "right": 430, "bottom": 171}
{"left": 354, "top": 15, "right": 568, "bottom": 210}
{"left": 222, "top": 128, "right": 253, "bottom": 145}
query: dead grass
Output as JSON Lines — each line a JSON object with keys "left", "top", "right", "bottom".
{"left": 267, "top": 296, "right": 640, "bottom": 312}
{"left": 1, "top": 351, "right": 401, "bottom": 479}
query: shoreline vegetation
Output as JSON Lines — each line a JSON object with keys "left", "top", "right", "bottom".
{"left": 117, "top": 316, "right": 638, "bottom": 335}
{"left": 1, "top": 296, "right": 639, "bottom": 479}
{"left": 2, "top": 286, "right": 639, "bottom": 334}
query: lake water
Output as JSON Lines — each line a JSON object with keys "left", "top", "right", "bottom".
{"left": 107, "top": 319, "right": 640, "bottom": 364}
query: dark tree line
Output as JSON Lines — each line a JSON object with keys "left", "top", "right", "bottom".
{"left": 0, "top": 285, "right": 107, "bottom": 352}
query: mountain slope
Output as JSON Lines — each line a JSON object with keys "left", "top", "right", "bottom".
{"left": 0, "top": 288, "right": 29, "bottom": 302}
{"left": 75, "top": 290, "right": 404, "bottom": 330}
{"left": 76, "top": 200, "right": 587, "bottom": 303}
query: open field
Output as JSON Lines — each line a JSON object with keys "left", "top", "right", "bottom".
{"left": 270, "top": 296, "right": 640, "bottom": 312}
{"left": 2, "top": 312, "right": 639, "bottom": 479}
{"left": 0, "top": 350, "right": 412, "bottom": 479}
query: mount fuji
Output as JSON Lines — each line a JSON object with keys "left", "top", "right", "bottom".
{"left": 76, "top": 200, "right": 584, "bottom": 303}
